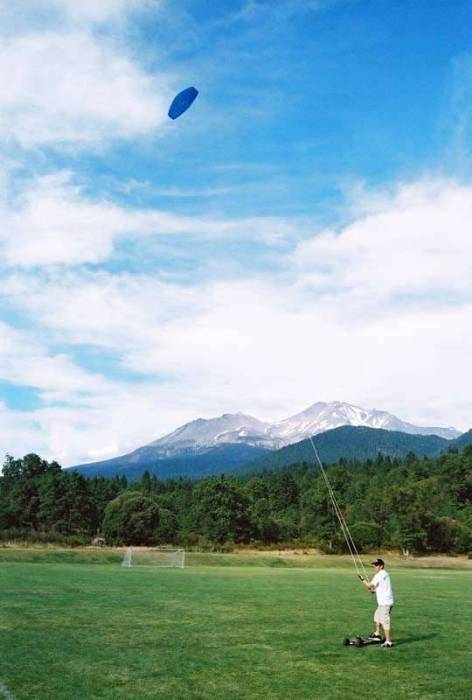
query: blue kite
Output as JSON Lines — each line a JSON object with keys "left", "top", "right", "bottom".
{"left": 168, "top": 87, "right": 199, "bottom": 120}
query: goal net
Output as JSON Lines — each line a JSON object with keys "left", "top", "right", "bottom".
{"left": 122, "top": 547, "right": 185, "bottom": 569}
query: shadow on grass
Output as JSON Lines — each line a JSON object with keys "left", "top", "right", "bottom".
{"left": 394, "top": 634, "right": 436, "bottom": 646}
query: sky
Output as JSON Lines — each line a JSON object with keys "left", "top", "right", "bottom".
{"left": 1, "top": 0, "right": 472, "bottom": 467}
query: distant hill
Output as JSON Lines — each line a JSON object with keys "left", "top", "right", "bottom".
{"left": 449, "top": 428, "right": 472, "bottom": 451}
{"left": 71, "top": 443, "right": 270, "bottom": 480}
{"left": 234, "top": 426, "right": 457, "bottom": 475}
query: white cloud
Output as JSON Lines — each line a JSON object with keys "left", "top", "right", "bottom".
{"left": 227, "top": 0, "right": 329, "bottom": 24}
{"left": 0, "top": 1, "right": 167, "bottom": 149}
{"left": 0, "top": 0, "right": 155, "bottom": 33}
{"left": 0, "top": 31, "right": 167, "bottom": 149}
{"left": 0, "top": 402, "right": 47, "bottom": 462}
{"left": 0, "top": 172, "right": 297, "bottom": 266}
{"left": 292, "top": 180, "right": 472, "bottom": 303}
{"left": 0, "top": 321, "right": 112, "bottom": 403}
{"left": 0, "top": 318, "right": 188, "bottom": 464}
{"left": 0, "top": 314, "right": 231, "bottom": 465}
{"left": 48, "top": 0, "right": 153, "bottom": 26}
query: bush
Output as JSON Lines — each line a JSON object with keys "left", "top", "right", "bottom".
{"left": 102, "top": 492, "right": 161, "bottom": 545}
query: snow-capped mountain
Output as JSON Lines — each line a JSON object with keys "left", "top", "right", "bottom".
{"left": 148, "top": 412, "right": 274, "bottom": 456}
{"left": 270, "top": 401, "right": 460, "bottom": 443}
{"left": 70, "top": 401, "right": 463, "bottom": 479}
{"left": 148, "top": 401, "right": 459, "bottom": 455}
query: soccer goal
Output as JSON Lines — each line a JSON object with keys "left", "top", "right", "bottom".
{"left": 122, "top": 547, "right": 185, "bottom": 569}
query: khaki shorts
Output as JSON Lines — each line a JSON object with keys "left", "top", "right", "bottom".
{"left": 374, "top": 605, "right": 392, "bottom": 629}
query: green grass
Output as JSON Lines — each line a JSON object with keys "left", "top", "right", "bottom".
{"left": 0, "top": 552, "right": 470, "bottom": 699}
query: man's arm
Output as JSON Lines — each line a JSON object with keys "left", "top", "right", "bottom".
{"left": 359, "top": 576, "right": 376, "bottom": 592}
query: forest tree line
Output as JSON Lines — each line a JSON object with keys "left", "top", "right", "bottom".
{"left": 0, "top": 448, "right": 471, "bottom": 554}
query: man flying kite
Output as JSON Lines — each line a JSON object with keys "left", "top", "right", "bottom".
{"left": 309, "top": 440, "right": 395, "bottom": 649}
{"left": 361, "top": 558, "right": 394, "bottom": 648}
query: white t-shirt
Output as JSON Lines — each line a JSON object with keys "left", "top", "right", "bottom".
{"left": 371, "top": 569, "right": 394, "bottom": 606}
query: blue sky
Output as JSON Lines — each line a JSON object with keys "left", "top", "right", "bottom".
{"left": 1, "top": 0, "right": 471, "bottom": 465}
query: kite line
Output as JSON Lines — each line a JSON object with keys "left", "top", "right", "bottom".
{"left": 309, "top": 437, "right": 367, "bottom": 580}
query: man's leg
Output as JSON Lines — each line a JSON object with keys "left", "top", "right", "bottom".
{"left": 381, "top": 607, "right": 393, "bottom": 646}
{"left": 370, "top": 607, "right": 382, "bottom": 638}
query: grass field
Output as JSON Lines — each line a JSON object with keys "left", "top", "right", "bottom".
{"left": 0, "top": 550, "right": 470, "bottom": 699}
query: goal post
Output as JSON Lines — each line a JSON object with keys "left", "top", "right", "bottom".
{"left": 122, "top": 547, "right": 185, "bottom": 569}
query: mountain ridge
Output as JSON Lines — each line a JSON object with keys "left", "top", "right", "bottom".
{"left": 70, "top": 425, "right": 472, "bottom": 481}
{"left": 69, "top": 401, "right": 463, "bottom": 479}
